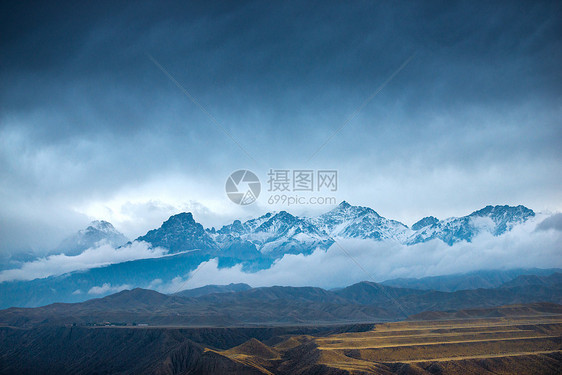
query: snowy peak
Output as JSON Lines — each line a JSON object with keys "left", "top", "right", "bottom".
{"left": 312, "top": 201, "right": 408, "bottom": 241}
{"left": 88, "top": 220, "right": 117, "bottom": 232}
{"left": 134, "top": 203, "right": 536, "bottom": 261}
{"left": 255, "top": 211, "right": 300, "bottom": 233}
{"left": 412, "top": 216, "right": 439, "bottom": 231}
{"left": 216, "top": 211, "right": 331, "bottom": 257}
{"left": 217, "top": 212, "right": 273, "bottom": 236}
{"left": 330, "top": 200, "right": 381, "bottom": 218}
{"left": 338, "top": 200, "right": 351, "bottom": 208}
{"left": 57, "top": 220, "right": 128, "bottom": 256}
{"left": 407, "top": 205, "right": 535, "bottom": 245}
{"left": 468, "top": 205, "right": 535, "bottom": 235}
{"left": 136, "top": 212, "right": 216, "bottom": 253}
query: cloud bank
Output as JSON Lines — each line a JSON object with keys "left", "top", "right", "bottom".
{"left": 87, "top": 283, "right": 132, "bottom": 295}
{"left": 536, "top": 213, "right": 562, "bottom": 232}
{"left": 1, "top": 214, "right": 560, "bottom": 292}
{"left": 154, "top": 215, "right": 562, "bottom": 292}
{"left": 0, "top": 241, "right": 167, "bottom": 282}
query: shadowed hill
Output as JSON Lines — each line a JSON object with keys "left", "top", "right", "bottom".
{"left": 0, "top": 275, "right": 561, "bottom": 328}
{"left": 174, "top": 283, "right": 252, "bottom": 298}
{"left": 381, "top": 268, "right": 562, "bottom": 292}
{"left": 0, "top": 327, "right": 266, "bottom": 375}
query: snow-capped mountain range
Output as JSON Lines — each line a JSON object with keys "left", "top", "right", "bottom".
{"left": 55, "top": 202, "right": 535, "bottom": 258}
{"left": 0, "top": 202, "right": 539, "bottom": 308}
{"left": 130, "top": 202, "right": 535, "bottom": 258}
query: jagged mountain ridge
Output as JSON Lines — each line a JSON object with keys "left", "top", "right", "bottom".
{"left": 310, "top": 201, "right": 410, "bottom": 242}
{"left": 407, "top": 204, "right": 535, "bottom": 245}
{"left": 214, "top": 211, "right": 333, "bottom": 257}
{"left": 0, "top": 203, "right": 534, "bottom": 309}
{"left": 136, "top": 212, "right": 217, "bottom": 253}
{"left": 135, "top": 202, "right": 535, "bottom": 255}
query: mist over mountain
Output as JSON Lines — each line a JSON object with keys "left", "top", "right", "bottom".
{"left": 57, "top": 220, "right": 128, "bottom": 256}
{"left": 0, "top": 221, "right": 129, "bottom": 271}
{"left": 134, "top": 202, "right": 536, "bottom": 257}
{"left": 0, "top": 202, "right": 557, "bottom": 309}
{"left": 3, "top": 0, "right": 561, "bottom": 372}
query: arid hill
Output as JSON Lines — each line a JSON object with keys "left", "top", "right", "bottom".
{"left": 1, "top": 303, "right": 560, "bottom": 374}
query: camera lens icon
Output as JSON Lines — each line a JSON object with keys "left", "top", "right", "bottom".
{"left": 225, "top": 170, "right": 261, "bottom": 205}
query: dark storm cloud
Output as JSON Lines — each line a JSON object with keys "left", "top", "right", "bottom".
{"left": 3, "top": 1, "right": 560, "bottom": 122}
{"left": 0, "top": 0, "right": 561, "bottom": 252}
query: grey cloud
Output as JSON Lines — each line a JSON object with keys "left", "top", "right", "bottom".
{"left": 154, "top": 216, "right": 562, "bottom": 291}
{"left": 0, "top": 0, "right": 561, "bottom": 253}
{"left": 536, "top": 213, "right": 562, "bottom": 232}
{"left": 0, "top": 241, "right": 167, "bottom": 282}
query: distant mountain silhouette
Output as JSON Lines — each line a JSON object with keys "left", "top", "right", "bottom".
{"left": 381, "top": 268, "right": 562, "bottom": 292}
{"left": 1, "top": 273, "right": 560, "bottom": 328}
{"left": 174, "top": 283, "right": 252, "bottom": 298}
{"left": 57, "top": 220, "right": 128, "bottom": 256}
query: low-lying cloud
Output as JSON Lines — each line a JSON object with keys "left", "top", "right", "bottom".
{"left": 536, "top": 213, "right": 562, "bottom": 232}
{"left": 0, "top": 241, "right": 167, "bottom": 282}
{"left": 88, "top": 283, "right": 132, "bottom": 295}
{"left": 1, "top": 214, "right": 560, "bottom": 292}
{"left": 154, "top": 214, "right": 562, "bottom": 292}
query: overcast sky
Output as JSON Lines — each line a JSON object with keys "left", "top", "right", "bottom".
{"left": 1, "top": 0, "right": 561, "bottom": 254}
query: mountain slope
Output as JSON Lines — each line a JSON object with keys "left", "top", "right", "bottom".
{"left": 0, "top": 326, "right": 266, "bottom": 375}
{"left": 216, "top": 211, "right": 333, "bottom": 257}
{"left": 174, "top": 283, "right": 252, "bottom": 298}
{"left": 135, "top": 203, "right": 536, "bottom": 258}
{"left": 311, "top": 201, "right": 411, "bottom": 241}
{"left": 0, "top": 251, "right": 212, "bottom": 309}
{"left": 2, "top": 308, "right": 560, "bottom": 375}
{"left": 0, "top": 203, "right": 540, "bottom": 309}
{"left": 136, "top": 213, "right": 217, "bottom": 253}
{"left": 382, "top": 268, "right": 562, "bottom": 292}
{"left": 1, "top": 274, "right": 560, "bottom": 328}
{"left": 407, "top": 205, "right": 535, "bottom": 245}
{"left": 57, "top": 220, "right": 128, "bottom": 255}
